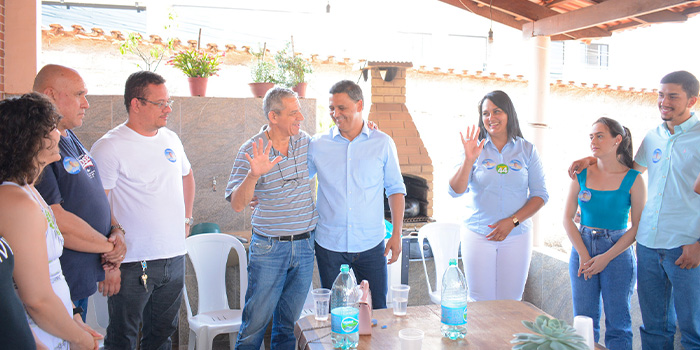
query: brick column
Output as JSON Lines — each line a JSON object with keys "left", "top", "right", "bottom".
{"left": 367, "top": 66, "right": 434, "bottom": 217}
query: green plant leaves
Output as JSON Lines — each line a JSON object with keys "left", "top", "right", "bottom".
{"left": 511, "top": 315, "right": 588, "bottom": 350}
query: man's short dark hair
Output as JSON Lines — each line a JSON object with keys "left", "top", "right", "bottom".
{"left": 0, "top": 93, "right": 60, "bottom": 185}
{"left": 329, "top": 80, "right": 364, "bottom": 103}
{"left": 262, "top": 87, "right": 297, "bottom": 120}
{"left": 124, "top": 71, "right": 167, "bottom": 113}
{"left": 660, "top": 71, "right": 699, "bottom": 98}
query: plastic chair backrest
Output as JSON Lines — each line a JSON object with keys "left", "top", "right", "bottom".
{"left": 417, "top": 222, "right": 461, "bottom": 304}
{"left": 190, "top": 222, "right": 222, "bottom": 236}
{"left": 185, "top": 233, "right": 247, "bottom": 315}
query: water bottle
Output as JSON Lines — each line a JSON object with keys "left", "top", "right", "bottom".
{"left": 330, "top": 264, "right": 360, "bottom": 349}
{"left": 441, "top": 258, "right": 468, "bottom": 339}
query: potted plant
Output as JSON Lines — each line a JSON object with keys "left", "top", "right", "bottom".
{"left": 168, "top": 49, "right": 222, "bottom": 97}
{"left": 249, "top": 43, "right": 278, "bottom": 98}
{"left": 511, "top": 315, "right": 588, "bottom": 350}
{"left": 274, "top": 39, "right": 313, "bottom": 97}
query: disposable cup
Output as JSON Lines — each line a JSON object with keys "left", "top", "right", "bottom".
{"left": 399, "top": 328, "right": 424, "bottom": 350}
{"left": 573, "top": 315, "right": 595, "bottom": 350}
{"left": 311, "top": 288, "right": 331, "bottom": 321}
{"left": 391, "top": 284, "right": 410, "bottom": 316}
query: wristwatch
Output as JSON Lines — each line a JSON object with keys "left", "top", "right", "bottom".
{"left": 73, "top": 306, "right": 84, "bottom": 316}
{"left": 185, "top": 217, "right": 194, "bottom": 226}
{"left": 110, "top": 223, "right": 125, "bottom": 235}
{"left": 511, "top": 216, "right": 520, "bottom": 227}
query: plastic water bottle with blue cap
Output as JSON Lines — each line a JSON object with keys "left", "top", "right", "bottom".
{"left": 330, "top": 264, "right": 360, "bottom": 349}
{"left": 441, "top": 258, "right": 468, "bottom": 339}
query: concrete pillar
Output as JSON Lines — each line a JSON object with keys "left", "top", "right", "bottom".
{"left": 530, "top": 35, "right": 550, "bottom": 247}
{"left": 5, "top": 0, "right": 40, "bottom": 94}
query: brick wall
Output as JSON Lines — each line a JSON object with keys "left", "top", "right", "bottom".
{"left": 0, "top": 0, "right": 5, "bottom": 98}
{"left": 367, "top": 66, "right": 434, "bottom": 217}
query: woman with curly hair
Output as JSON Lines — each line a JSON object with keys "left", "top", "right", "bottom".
{"left": 0, "top": 93, "right": 99, "bottom": 350}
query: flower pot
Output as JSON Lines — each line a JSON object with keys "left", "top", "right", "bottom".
{"left": 188, "top": 77, "right": 208, "bottom": 97}
{"left": 292, "top": 82, "right": 307, "bottom": 98}
{"left": 249, "top": 82, "right": 275, "bottom": 98}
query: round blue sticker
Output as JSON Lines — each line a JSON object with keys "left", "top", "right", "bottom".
{"left": 164, "top": 148, "right": 177, "bottom": 163}
{"left": 509, "top": 159, "right": 523, "bottom": 171}
{"left": 652, "top": 149, "right": 662, "bottom": 163}
{"left": 482, "top": 159, "right": 496, "bottom": 169}
{"left": 578, "top": 190, "right": 592, "bottom": 202}
{"left": 63, "top": 157, "right": 81, "bottom": 174}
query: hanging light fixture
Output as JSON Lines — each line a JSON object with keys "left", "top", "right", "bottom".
{"left": 326, "top": 0, "right": 331, "bottom": 13}
{"left": 487, "top": 0, "right": 494, "bottom": 44}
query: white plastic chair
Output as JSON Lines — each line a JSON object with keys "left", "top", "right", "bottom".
{"left": 184, "top": 233, "right": 251, "bottom": 350}
{"left": 385, "top": 237, "right": 404, "bottom": 304}
{"left": 86, "top": 291, "right": 109, "bottom": 349}
{"left": 417, "top": 222, "right": 461, "bottom": 304}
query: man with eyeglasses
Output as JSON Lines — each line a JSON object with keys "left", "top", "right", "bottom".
{"left": 225, "top": 87, "right": 318, "bottom": 350}
{"left": 91, "top": 71, "right": 195, "bottom": 350}
{"left": 33, "top": 64, "right": 127, "bottom": 322}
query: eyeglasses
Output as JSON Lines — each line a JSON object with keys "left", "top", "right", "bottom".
{"left": 276, "top": 151, "right": 302, "bottom": 187}
{"left": 137, "top": 97, "right": 174, "bottom": 109}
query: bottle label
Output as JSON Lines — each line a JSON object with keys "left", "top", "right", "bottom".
{"left": 331, "top": 306, "right": 359, "bottom": 334}
{"left": 441, "top": 304, "right": 467, "bottom": 326}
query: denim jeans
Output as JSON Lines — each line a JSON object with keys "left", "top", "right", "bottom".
{"left": 569, "top": 226, "right": 636, "bottom": 350}
{"left": 104, "top": 255, "right": 185, "bottom": 350}
{"left": 637, "top": 243, "right": 700, "bottom": 350}
{"left": 235, "top": 231, "right": 315, "bottom": 350}
{"left": 315, "top": 240, "right": 388, "bottom": 310}
{"left": 73, "top": 297, "right": 88, "bottom": 322}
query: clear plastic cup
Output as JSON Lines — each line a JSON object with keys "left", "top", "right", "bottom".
{"left": 573, "top": 315, "right": 595, "bottom": 349}
{"left": 399, "top": 328, "right": 424, "bottom": 350}
{"left": 311, "top": 288, "right": 331, "bottom": 321}
{"left": 391, "top": 284, "right": 411, "bottom": 316}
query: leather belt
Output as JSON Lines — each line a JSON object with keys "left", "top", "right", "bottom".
{"left": 255, "top": 231, "right": 311, "bottom": 242}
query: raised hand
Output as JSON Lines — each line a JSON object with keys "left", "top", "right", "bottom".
{"left": 245, "top": 138, "right": 282, "bottom": 178}
{"left": 460, "top": 125, "right": 485, "bottom": 162}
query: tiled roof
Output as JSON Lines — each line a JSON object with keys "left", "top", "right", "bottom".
{"left": 42, "top": 24, "right": 657, "bottom": 97}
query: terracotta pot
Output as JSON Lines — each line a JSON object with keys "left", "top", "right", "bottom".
{"left": 292, "top": 82, "right": 307, "bottom": 98}
{"left": 249, "top": 82, "right": 275, "bottom": 98}
{"left": 188, "top": 77, "right": 208, "bottom": 97}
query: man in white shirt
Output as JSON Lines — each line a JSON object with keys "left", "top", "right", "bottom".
{"left": 91, "top": 71, "right": 195, "bottom": 350}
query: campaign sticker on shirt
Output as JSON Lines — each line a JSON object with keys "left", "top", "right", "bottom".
{"left": 164, "top": 148, "right": 177, "bottom": 163}
{"left": 63, "top": 157, "right": 81, "bottom": 174}
{"left": 482, "top": 159, "right": 496, "bottom": 169}
{"left": 496, "top": 164, "right": 509, "bottom": 174}
{"left": 508, "top": 159, "right": 523, "bottom": 171}
{"left": 78, "top": 154, "right": 97, "bottom": 179}
{"left": 578, "top": 190, "right": 592, "bottom": 202}
{"left": 652, "top": 148, "right": 662, "bottom": 163}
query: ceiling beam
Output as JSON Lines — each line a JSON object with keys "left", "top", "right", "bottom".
{"left": 437, "top": 0, "right": 525, "bottom": 30}
{"left": 522, "top": 0, "right": 692, "bottom": 37}
{"left": 634, "top": 9, "right": 688, "bottom": 23}
{"left": 470, "top": 0, "right": 557, "bottom": 21}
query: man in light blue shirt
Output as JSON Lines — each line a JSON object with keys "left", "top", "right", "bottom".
{"left": 309, "top": 80, "right": 406, "bottom": 309}
{"left": 633, "top": 71, "right": 700, "bottom": 350}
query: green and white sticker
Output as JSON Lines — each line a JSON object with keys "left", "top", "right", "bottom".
{"left": 496, "top": 164, "right": 509, "bottom": 174}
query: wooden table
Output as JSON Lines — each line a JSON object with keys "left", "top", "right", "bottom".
{"left": 294, "top": 300, "right": 607, "bottom": 349}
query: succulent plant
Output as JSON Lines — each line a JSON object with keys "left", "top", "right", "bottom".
{"left": 511, "top": 315, "right": 589, "bottom": 350}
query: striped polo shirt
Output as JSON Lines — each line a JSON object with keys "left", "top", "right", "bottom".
{"left": 225, "top": 129, "right": 318, "bottom": 237}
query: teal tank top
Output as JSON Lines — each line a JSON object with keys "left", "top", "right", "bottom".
{"left": 577, "top": 168, "right": 640, "bottom": 230}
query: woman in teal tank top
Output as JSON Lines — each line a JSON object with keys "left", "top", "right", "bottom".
{"left": 563, "top": 117, "right": 646, "bottom": 350}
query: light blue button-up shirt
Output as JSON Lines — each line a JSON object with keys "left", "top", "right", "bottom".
{"left": 448, "top": 135, "right": 548, "bottom": 236}
{"left": 634, "top": 113, "right": 700, "bottom": 249}
{"left": 308, "top": 123, "right": 406, "bottom": 253}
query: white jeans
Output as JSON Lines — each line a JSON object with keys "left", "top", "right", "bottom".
{"left": 461, "top": 227, "right": 532, "bottom": 301}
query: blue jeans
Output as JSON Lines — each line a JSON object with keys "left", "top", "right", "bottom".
{"left": 315, "top": 240, "right": 388, "bottom": 310}
{"left": 235, "top": 231, "right": 315, "bottom": 350}
{"left": 569, "top": 226, "right": 635, "bottom": 350}
{"left": 637, "top": 243, "right": 700, "bottom": 350}
{"left": 104, "top": 255, "right": 185, "bottom": 350}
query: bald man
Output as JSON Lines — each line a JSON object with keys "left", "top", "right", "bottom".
{"left": 33, "top": 64, "right": 126, "bottom": 321}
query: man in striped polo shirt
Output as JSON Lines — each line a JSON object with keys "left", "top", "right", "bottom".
{"left": 225, "top": 87, "right": 318, "bottom": 350}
